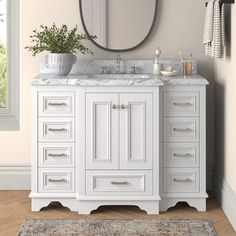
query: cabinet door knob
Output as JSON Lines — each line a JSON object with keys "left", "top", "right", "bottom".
{"left": 121, "top": 105, "right": 127, "bottom": 109}
{"left": 112, "top": 105, "right": 118, "bottom": 109}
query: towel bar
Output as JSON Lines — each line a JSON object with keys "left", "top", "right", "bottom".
{"left": 205, "top": 0, "right": 234, "bottom": 7}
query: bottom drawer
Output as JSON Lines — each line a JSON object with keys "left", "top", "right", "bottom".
{"left": 86, "top": 170, "right": 152, "bottom": 196}
{"left": 38, "top": 168, "right": 74, "bottom": 193}
{"left": 163, "top": 168, "right": 199, "bottom": 193}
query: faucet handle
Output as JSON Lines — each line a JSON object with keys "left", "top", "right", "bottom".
{"left": 130, "top": 66, "right": 137, "bottom": 74}
{"left": 100, "top": 66, "right": 108, "bottom": 74}
{"left": 117, "top": 55, "right": 121, "bottom": 62}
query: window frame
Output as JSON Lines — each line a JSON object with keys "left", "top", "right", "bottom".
{"left": 0, "top": 0, "right": 19, "bottom": 130}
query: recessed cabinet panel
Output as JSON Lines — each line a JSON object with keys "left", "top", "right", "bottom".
{"left": 163, "top": 91, "right": 199, "bottom": 117}
{"left": 86, "top": 170, "right": 152, "bottom": 196}
{"left": 163, "top": 168, "right": 199, "bottom": 193}
{"left": 120, "top": 93, "right": 153, "bottom": 169}
{"left": 164, "top": 117, "right": 199, "bottom": 142}
{"left": 38, "top": 143, "right": 74, "bottom": 167}
{"left": 86, "top": 93, "right": 119, "bottom": 169}
{"left": 163, "top": 143, "right": 199, "bottom": 168}
{"left": 38, "top": 118, "right": 74, "bottom": 142}
{"left": 38, "top": 92, "right": 75, "bottom": 116}
{"left": 38, "top": 168, "right": 74, "bottom": 193}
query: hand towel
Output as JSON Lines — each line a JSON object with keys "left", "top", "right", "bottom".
{"left": 203, "top": 0, "right": 225, "bottom": 58}
{"left": 203, "top": 0, "right": 215, "bottom": 45}
{"left": 221, "top": 4, "right": 225, "bottom": 47}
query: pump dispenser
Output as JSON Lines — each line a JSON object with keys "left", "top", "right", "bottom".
{"left": 153, "top": 48, "right": 163, "bottom": 75}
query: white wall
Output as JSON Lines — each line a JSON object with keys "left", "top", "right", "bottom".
{"left": 0, "top": 0, "right": 214, "bottom": 182}
{"left": 214, "top": 5, "right": 236, "bottom": 193}
{"left": 213, "top": 5, "right": 236, "bottom": 230}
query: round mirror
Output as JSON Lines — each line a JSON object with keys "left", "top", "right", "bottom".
{"left": 79, "top": 0, "right": 158, "bottom": 52}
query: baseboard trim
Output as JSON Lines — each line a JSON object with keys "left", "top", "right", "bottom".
{"left": 213, "top": 173, "right": 236, "bottom": 231}
{"left": 0, "top": 164, "right": 31, "bottom": 190}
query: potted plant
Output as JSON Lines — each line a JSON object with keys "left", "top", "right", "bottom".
{"left": 25, "top": 23, "right": 96, "bottom": 76}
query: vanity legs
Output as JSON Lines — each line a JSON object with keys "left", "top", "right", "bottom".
{"left": 78, "top": 200, "right": 160, "bottom": 215}
{"left": 159, "top": 198, "right": 207, "bottom": 212}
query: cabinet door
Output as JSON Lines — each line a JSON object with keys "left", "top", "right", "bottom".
{"left": 86, "top": 93, "right": 119, "bottom": 169}
{"left": 120, "top": 93, "right": 153, "bottom": 169}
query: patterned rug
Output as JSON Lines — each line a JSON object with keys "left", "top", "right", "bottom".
{"left": 18, "top": 219, "right": 217, "bottom": 236}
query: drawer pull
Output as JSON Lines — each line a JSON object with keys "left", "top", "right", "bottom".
{"left": 173, "top": 153, "right": 192, "bottom": 158}
{"left": 173, "top": 178, "right": 192, "bottom": 183}
{"left": 111, "top": 181, "right": 129, "bottom": 185}
{"left": 121, "top": 105, "right": 127, "bottom": 109}
{"left": 173, "top": 128, "right": 192, "bottom": 132}
{"left": 48, "top": 153, "right": 67, "bottom": 157}
{"left": 48, "top": 102, "right": 67, "bottom": 106}
{"left": 112, "top": 105, "right": 118, "bottom": 109}
{"left": 173, "top": 102, "right": 192, "bottom": 106}
{"left": 48, "top": 178, "right": 67, "bottom": 183}
{"left": 48, "top": 128, "right": 67, "bottom": 132}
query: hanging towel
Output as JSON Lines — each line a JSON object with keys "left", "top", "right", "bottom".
{"left": 221, "top": 4, "right": 225, "bottom": 47}
{"left": 203, "top": 0, "right": 215, "bottom": 46}
{"left": 203, "top": 0, "right": 225, "bottom": 58}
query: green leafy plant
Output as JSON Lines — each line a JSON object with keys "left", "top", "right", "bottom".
{"left": 25, "top": 23, "right": 96, "bottom": 56}
{"left": 0, "top": 41, "right": 7, "bottom": 108}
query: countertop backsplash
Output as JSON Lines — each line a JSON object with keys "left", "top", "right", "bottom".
{"left": 40, "top": 59, "right": 198, "bottom": 75}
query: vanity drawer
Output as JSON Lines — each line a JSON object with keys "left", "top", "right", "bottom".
{"left": 163, "top": 91, "right": 199, "bottom": 117}
{"left": 163, "top": 143, "right": 199, "bottom": 168}
{"left": 164, "top": 117, "right": 199, "bottom": 142}
{"left": 38, "top": 143, "right": 74, "bottom": 167}
{"left": 38, "top": 92, "right": 75, "bottom": 117}
{"left": 86, "top": 170, "right": 152, "bottom": 196}
{"left": 163, "top": 168, "right": 199, "bottom": 193}
{"left": 38, "top": 118, "right": 74, "bottom": 142}
{"left": 38, "top": 168, "right": 74, "bottom": 193}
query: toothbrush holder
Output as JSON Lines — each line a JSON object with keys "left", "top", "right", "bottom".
{"left": 183, "top": 61, "right": 192, "bottom": 76}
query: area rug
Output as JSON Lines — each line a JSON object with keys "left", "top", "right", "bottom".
{"left": 18, "top": 219, "right": 216, "bottom": 236}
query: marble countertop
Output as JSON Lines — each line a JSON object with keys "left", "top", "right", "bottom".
{"left": 32, "top": 73, "right": 209, "bottom": 87}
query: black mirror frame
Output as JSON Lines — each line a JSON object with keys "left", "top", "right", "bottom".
{"left": 79, "top": 0, "right": 158, "bottom": 52}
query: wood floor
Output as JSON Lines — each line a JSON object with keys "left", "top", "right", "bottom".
{"left": 0, "top": 191, "right": 235, "bottom": 236}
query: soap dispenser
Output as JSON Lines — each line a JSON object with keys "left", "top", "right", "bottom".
{"left": 153, "top": 48, "right": 163, "bottom": 75}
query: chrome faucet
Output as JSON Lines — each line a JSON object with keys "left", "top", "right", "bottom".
{"left": 115, "top": 55, "right": 121, "bottom": 74}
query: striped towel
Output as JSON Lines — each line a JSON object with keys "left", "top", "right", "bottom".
{"left": 203, "top": 0, "right": 225, "bottom": 58}
{"left": 203, "top": 0, "right": 215, "bottom": 45}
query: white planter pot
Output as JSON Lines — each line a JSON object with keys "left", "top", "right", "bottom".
{"left": 47, "top": 53, "right": 77, "bottom": 76}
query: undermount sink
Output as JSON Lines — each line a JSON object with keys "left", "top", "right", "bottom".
{"left": 87, "top": 74, "right": 152, "bottom": 80}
